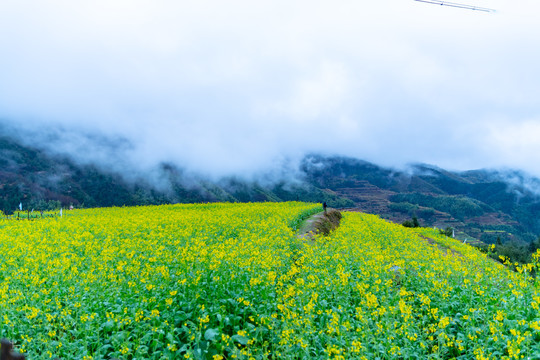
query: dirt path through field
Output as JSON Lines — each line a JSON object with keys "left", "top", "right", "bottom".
{"left": 296, "top": 209, "right": 342, "bottom": 240}
{"left": 296, "top": 211, "right": 325, "bottom": 239}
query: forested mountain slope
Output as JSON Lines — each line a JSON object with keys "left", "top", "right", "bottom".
{"left": 0, "top": 136, "right": 351, "bottom": 213}
{"left": 301, "top": 155, "right": 540, "bottom": 244}
{"left": 2, "top": 135, "right": 540, "bottom": 245}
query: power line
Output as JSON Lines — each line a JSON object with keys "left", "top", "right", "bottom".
{"left": 413, "top": 0, "right": 496, "bottom": 12}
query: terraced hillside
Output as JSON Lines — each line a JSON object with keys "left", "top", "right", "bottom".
{"left": 302, "top": 155, "right": 540, "bottom": 245}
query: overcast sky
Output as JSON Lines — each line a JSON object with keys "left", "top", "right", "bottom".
{"left": 1, "top": 0, "right": 539, "bottom": 178}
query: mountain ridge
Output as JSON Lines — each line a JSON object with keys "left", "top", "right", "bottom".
{"left": 2, "top": 134, "right": 540, "bottom": 246}
{"left": 300, "top": 154, "right": 540, "bottom": 244}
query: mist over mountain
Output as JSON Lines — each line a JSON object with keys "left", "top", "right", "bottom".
{"left": 0, "top": 131, "right": 351, "bottom": 212}
{"left": 2, "top": 130, "right": 540, "bottom": 247}
{"left": 4, "top": 1, "right": 540, "bottom": 181}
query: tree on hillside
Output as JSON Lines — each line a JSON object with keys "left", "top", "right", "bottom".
{"left": 402, "top": 216, "right": 420, "bottom": 228}
{"left": 439, "top": 227, "right": 453, "bottom": 237}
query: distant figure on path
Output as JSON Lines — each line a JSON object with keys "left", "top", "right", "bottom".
{"left": 323, "top": 202, "right": 327, "bottom": 214}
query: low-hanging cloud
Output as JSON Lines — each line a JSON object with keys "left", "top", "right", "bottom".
{"left": 1, "top": 0, "right": 540, "bottom": 181}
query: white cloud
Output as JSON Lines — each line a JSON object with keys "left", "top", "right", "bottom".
{"left": 480, "top": 120, "right": 540, "bottom": 172}
{"left": 263, "top": 61, "right": 351, "bottom": 122}
{"left": 1, "top": 0, "right": 540, "bottom": 178}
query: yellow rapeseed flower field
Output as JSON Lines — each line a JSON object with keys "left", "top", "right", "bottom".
{"left": 1, "top": 203, "right": 540, "bottom": 359}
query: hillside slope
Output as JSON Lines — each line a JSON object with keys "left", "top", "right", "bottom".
{"left": 1, "top": 204, "right": 537, "bottom": 358}
{"left": 301, "top": 155, "right": 540, "bottom": 244}
{"left": 1, "top": 203, "right": 538, "bottom": 358}
{"left": 0, "top": 135, "right": 353, "bottom": 213}
{"left": 2, "top": 134, "right": 540, "bottom": 245}
{"left": 312, "top": 211, "right": 540, "bottom": 358}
